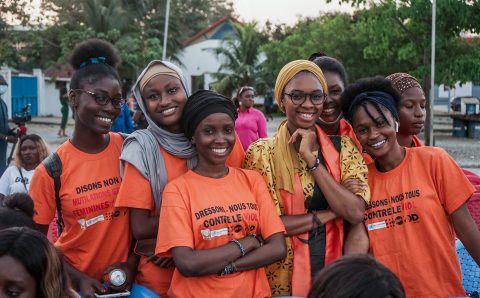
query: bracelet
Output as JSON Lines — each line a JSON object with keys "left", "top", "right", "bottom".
{"left": 307, "top": 157, "right": 321, "bottom": 171}
{"left": 230, "top": 239, "right": 246, "bottom": 257}
{"left": 250, "top": 234, "right": 263, "bottom": 247}
{"left": 219, "top": 262, "right": 237, "bottom": 276}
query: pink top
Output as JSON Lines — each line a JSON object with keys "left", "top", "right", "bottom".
{"left": 235, "top": 107, "right": 268, "bottom": 151}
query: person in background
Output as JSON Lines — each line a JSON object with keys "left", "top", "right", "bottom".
{"left": 263, "top": 90, "right": 274, "bottom": 121}
{"left": 308, "top": 255, "right": 405, "bottom": 298}
{"left": 57, "top": 81, "right": 70, "bottom": 138}
{"left": 0, "top": 134, "right": 50, "bottom": 201}
{"left": 244, "top": 60, "right": 370, "bottom": 297}
{"left": 234, "top": 86, "right": 268, "bottom": 151}
{"left": 341, "top": 76, "right": 480, "bottom": 297}
{"left": 155, "top": 90, "right": 286, "bottom": 298}
{"left": 30, "top": 39, "right": 135, "bottom": 298}
{"left": 115, "top": 60, "right": 245, "bottom": 296}
{"left": 385, "top": 73, "right": 425, "bottom": 147}
{"left": 132, "top": 101, "right": 148, "bottom": 130}
{"left": 0, "top": 227, "right": 75, "bottom": 298}
{"left": 0, "top": 75, "right": 18, "bottom": 176}
{"left": 111, "top": 101, "right": 134, "bottom": 134}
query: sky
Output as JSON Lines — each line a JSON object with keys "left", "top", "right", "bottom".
{"left": 231, "top": 0, "right": 354, "bottom": 26}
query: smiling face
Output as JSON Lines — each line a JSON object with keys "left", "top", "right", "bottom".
{"left": 71, "top": 76, "right": 122, "bottom": 135}
{"left": 320, "top": 71, "right": 344, "bottom": 123}
{"left": 351, "top": 102, "right": 398, "bottom": 160}
{"left": 192, "top": 113, "right": 236, "bottom": 168}
{"left": 141, "top": 74, "right": 187, "bottom": 133}
{"left": 20, "top": 139, "right": 39, "bottom": 168}
{"left": 398, "top": 87, "right": 426, "bottom": 136}
{"left": 283, "top": 72, "right": 324, "bottom": 133}
{"left": 0, "top": 255, "right": 36, "bottom": 298}
{"left": 239, "top": 90, "right": 255, "bottom": 109}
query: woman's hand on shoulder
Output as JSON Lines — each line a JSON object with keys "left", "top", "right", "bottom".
{"left": 289, "top": 128, "right": 317, "bottom": 166}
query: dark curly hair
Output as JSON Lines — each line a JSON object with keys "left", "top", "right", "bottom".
{"left": 341, "top": 76, "right": 401, "bottom": 127}
{"left": 308, "top": 255, "right": 405, "bottom": 298}
{"left": 69, "top": 38, "right": 121, "bottom": 90}
{"left": 310, "top": 54, "right": 348, "bottom": 86}
{"left": 0, "top": 193, "right": 36, "bottom": 229}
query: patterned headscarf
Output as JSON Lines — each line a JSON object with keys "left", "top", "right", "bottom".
{"left": 274, "top": 60, "right": 328, "bottom": 112}
{"left": 386, "top": 73, "right": 422, "bottom": 94}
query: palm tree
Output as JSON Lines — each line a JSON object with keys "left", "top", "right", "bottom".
{"left": 211, "top": 23, "right": 265, "bottom": 97}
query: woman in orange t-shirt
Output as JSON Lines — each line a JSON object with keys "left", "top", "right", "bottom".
{"left": 30, "top": 39, "right": 135, "bottom": 298}
{"left": 155, "top": 90, "right": 286, "bottom": 298}
{"left": 341, "top": 76, "right": 480, "bottom": 297}
{"left": 115, "top": 61, "right": 244, "bottom": 296}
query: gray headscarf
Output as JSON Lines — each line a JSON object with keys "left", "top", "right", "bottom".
{"left": 120, "top": 60, "right": 197, "bottom": 212}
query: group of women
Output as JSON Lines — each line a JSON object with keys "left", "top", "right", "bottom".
{"left": 0, "top": 37, "right": 475, "bottom": 298}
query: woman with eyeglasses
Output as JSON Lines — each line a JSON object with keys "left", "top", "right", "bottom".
{"left": 30, "top": 39, "right": 136, "bottom": 298}
{"left": 234, "top": 86, "right": 268, "bottom": 151}
{"left": 243, "top": 60, "right": 370, "bottom": 297}
{"left": 114, "top": 61, "right": 245, "bottom": 296}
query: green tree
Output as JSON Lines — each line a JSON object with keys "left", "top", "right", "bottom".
{"left": 210, "top": 23, "right": 267, "bottom": 96}
{"left": 1, "top": 0, "right": 234, "bottom": 83}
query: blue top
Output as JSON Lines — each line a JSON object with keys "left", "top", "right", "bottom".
{"left": 111, "top": 104, "right": 134, "bottom": 134}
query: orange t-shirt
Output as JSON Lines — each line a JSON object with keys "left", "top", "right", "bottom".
{"left": 115, "top": 136, "right": 244, "bottom": 295}
{"left": 155, "top": 168, "right": 285, "bottom": 298}
{"left": 30, "top": 133, "right": 131, "bottom": 280}
{"left": 365, "top": 147, "right": 475, "bottom": 298}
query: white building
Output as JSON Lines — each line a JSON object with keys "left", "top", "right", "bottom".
{"left": 178, "top": 16, "right": 240, "bottom": 94}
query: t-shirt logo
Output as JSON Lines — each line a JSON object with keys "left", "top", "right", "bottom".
{"left": 201, "top": 228, "right": 228, "bottom": 240}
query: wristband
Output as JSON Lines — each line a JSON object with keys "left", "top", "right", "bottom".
{"left": 307, "top": 157, "right": 321, "bottom": 171}
{"left": 230, "top": 239, "right": 246, "bottom": 257}
{"left": 4, "top": 136, "right": 7, "bottom": 141}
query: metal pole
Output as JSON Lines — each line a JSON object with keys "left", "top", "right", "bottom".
{"left": 162, "top": 0, "right": 171, "bottom": 60}
{"left": 426, "top": 0, "right": 436, "bottom": 146}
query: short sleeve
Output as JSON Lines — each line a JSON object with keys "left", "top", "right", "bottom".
{"left": 252, "top": 171, "right": 285, "bottom": 239}
{"left": 226, "top": 132, "right": 245, "bottom": 167}
{"left": 30, "top": 165, "right": 56, "bottom": 225}
{"left": 433, "top": 148, "right": 475, "bottom": 214}
{"left": 340, "top": 136, "right": 370, "bottom": 203}
{"left": 0, "top": 167, "right": 12, "bottom": 195}
{"left": 155, "top": 180, "right": 194, "bottom": 255}
{"left": 115, "top": 162, "right": 154, "bottom": 211}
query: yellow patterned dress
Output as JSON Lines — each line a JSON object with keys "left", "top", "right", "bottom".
{"left": 243, "top": 121, "right": 370, "bottom": 296}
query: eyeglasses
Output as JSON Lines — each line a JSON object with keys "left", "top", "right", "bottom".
{"left": 283, "top": 91, "right": 326, "bottom": 106}
{"left": 73, "top": 89, "right": 125, "bottom": 108}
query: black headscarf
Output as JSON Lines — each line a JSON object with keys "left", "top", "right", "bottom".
{"left": 346, "top": 91, "right": 399, "bottom": 123}
{"left": 182, "top": 90, "right": 238, "bottom": 139}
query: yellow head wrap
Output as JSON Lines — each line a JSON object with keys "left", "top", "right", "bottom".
{"left": 139, "top": 63, "right": 180, "bottom": 92}
{"left": 274, "top": 60, "right": 328, "bottom": 113}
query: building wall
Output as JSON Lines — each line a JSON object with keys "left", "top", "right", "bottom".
{"left": 178, "top": 39, "right": 225, "bottom": 93}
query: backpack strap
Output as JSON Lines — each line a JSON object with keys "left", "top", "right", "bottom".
{"left": 42, "top": 152, "right": 64, "bottom": 235}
